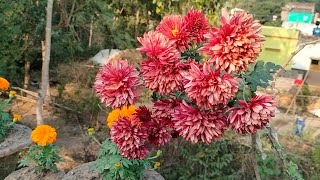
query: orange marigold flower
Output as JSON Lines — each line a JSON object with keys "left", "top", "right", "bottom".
{"left": 31, "top": 125, "right": 57, "bottom": 146}
{"left": 0, "top": 77, "right": 10, "bottom": 91}
{"left": 13, "top": 113, "right": 22, "bottom": 122}
{"left": 106, "top": 105, "right": 136, "bottom": 128}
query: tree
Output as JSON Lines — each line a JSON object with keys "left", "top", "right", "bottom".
{"left": 37, "top": 0, "right": 53, "bottom": 125}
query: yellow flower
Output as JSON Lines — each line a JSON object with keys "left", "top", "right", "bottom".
{"left": 9, "top": 90, "right": 16, "bottom": 98}
{"left": 106, "top": 105, "right": 136, "bottom": 128}
{"left": 0, "top": 77, "right": 10, "bottom": 91}
{"left": 87, "top": 128, "right": 95, "bottom": 135}
{"left": 13, "top": 113, "right": 22, "bottom": 122}
{"left": 114, "top": 162, "right": 121, "bottom": 170}
{"left": 154, "top": 162, "right": 161, "bottom": 169}
{"left": 31, "top": 125, "right": 57, "bottom": 146}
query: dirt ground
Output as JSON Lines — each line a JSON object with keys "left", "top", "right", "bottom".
{"left": 11, "top": 99, "right": 104, "bottom": 172}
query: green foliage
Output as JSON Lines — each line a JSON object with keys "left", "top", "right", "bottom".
{"left": 94, "top": 139, "right": 153, "bottom": 180}
{"left": 257, "top": 155, "right": 281, "bottom": 180}
{"left": 0, "top": 94, "right": 15, "bottom": 142}
{"left": 161, "top": 138, "right": 252, "bottom": 180}
{"left": 311, "top": 145, "right": 320, "bottom": 169}
{"left": 285, "top": 161, "right": 304, "bottom": 180}
{"left": 296, "top": 83, "right": 311, "bottom": 111}
{"left": 243, "top": 61, "right": 282, "bottom": 91}
{"left": 20, "top": 144, "right": 62, "bottom": 173}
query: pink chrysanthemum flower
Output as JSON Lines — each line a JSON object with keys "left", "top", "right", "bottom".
{"left": 94, "top": 59, "right": 142, "bottom": 109}
{"left": 199, "top": 12, "right": 263, "bottom": 73}
{"left": 110, "top": 116, "right": 150, "bottom": 159}
{"left": 227, "top": 95, "right": 276, "bottom": 134}
{"left": 156, "top": 15, "right": 190, "bottom": 51}
{"left": 184, "top": 62, "right": 238, "bottom": 108}
{"left": 152, "top": 99, "right": 181, "bottom": 120}
{"left": 185, "top": 8, "right": 209, "bottom": 44}
{"left": 140, "top": 58, "right": 183, "bottom": 94}
{"left": 137, "top": 31, "right": 180, "bottom": 63}
{"left": 172, "top": 101, "right": 226, "bottom": 143}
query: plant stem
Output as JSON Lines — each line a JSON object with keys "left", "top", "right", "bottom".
{"left": 265, "top": 124, "right": 287, "bottom": 166}
{"left": 91, "top": 135, "right": 102, "bottom": 147}
{"left": 251, "top": 133, "right": 261, "bottom": 180}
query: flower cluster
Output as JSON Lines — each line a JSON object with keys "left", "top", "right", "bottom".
{"left": 94, "top": 9, "right": 276, "bottom": 160}
{"left": 0, "top": 77, "right": 21, "bottom": 142}
{"left": 109, "top": 106, "right": 172, "bottom": 159}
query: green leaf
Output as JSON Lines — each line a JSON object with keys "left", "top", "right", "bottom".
{"left": 244, "top": 61, "right": 282, "bottom": 91}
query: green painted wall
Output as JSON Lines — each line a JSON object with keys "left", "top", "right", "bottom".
{"left": 288, "top": 12, "right": 313, "bottom": 23}
{"left": 257, "top": 26, "right": 299, "bottom": 69}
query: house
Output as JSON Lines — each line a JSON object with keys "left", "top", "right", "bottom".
{"left": 291, "top": 35, "right": 320, "bottom": 86}
{"left": 281, "top": 2, "right": 316, "bottom": 35}
{"left": 281, "top": 2, "right": 315, "bottom": 23}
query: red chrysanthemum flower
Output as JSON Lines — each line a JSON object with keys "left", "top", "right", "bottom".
{"left": 152, "top": 99, "right": 182, "bottom": 139}
{"left": 94, "top": 59, "right": 142, "bottom": 109}
{"left": 172, "top": 101, "right": 226, "bottom": 143}
{"left": 185, "top": 8, "right": 209, "bottom": 44}
{"left": 137, "top": 31, "right": 180, "bottom": 63}
{"left": 147, "top": 120, "right": 171, "bottom": 147}
{"left": 140, "top": 58, "right": 184, "bottom": 94}
{"left": 227, "top": 95, "right": 276, "bottom": 134}
{"left": 135, "top": 106, "right": 152, "bottom": 122}
{"left": 184, "top": 62, "right": 238, "bottom": 108}
{"left": 110, "top": 116, "right": 150, "bottom": 159}
{"left": 134, "top": 106, "right": 171, "bottom": 146}
{"left": 199, "top": 12, "right": 263, "bottom": 73}
{"left": 156, "top": 15, "right": 190, "bottom": 51}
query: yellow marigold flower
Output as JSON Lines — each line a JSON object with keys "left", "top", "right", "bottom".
{"left": 13, "top": 113, "right": 22, "bottom": 122}
{"left": 31, "top": 125, "right": 57, "bottom": 146}
{"left": 114, "top": 162, "right": 121, "bottom": 170}
{"left": 154, "top": 162, "right": 161, "bottom": 169}
{"left": 106, "top": 105, "right": 136, "bottom": 128}
{"left": 9, "top": 90, "right": 16, "bottom": 97}
{"left": 87, "top": 128, "right": 95, "bottom": 135}
{"left": 0, "top": 77, "right": 10, "bottom": 91}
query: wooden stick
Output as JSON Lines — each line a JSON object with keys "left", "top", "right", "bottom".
{"left": 11, "top": 87, "right": 38, "bottom": 97}
{"left": 285, "top": 70, "right": 310, "bottom": 116}
{"left": 296, "top": 95, "right": 320, "bottom": 98}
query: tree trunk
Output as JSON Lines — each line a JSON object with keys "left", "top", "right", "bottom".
{"left": 89, "top": 16, "right": 93, "bottom": 48}
{"left": 23, "top": 59, "right": 30, "bottom": 90}
{"left": 37, "top": 0, "right": 53, "bottom": 125}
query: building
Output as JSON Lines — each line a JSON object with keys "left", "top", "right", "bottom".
{"left": 281, "top": 2, "right": 315, "bottom": 23}
{"left": 281, "top": 2, "right": 316, "bottom": 35}
{"left": 258, "top": 26, "right": 299, "bottom": 69}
